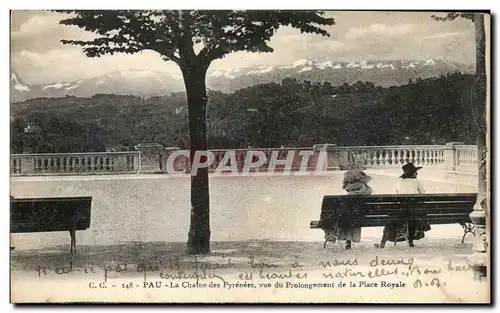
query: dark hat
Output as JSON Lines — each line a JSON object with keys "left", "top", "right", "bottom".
{"left": 400, "top": 162, "right": 422, "bottom": 178}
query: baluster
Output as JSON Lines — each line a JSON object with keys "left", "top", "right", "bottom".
{"left": 357, "top": 150, "right": 363, "bottom": 167}
{"left": 351, "top": 151, "right": 358, "bottom": 167}
{"left": 127, "top": 155, "right": 133, "bottom": 171}
{"left": 33, "top": 158, "right": 38, "bottom": 173}
{"left": 62, "top": 157, "right": 67, "bottom": 172}
{"left": 55, "top": 157, "right": 60, "bottom": 172}
{"left": 392, "top": 150, "right": 398, "bottom": 166}
{"left": 75, "top": 157, "right": 79, "bottom": 171}
{"left": 415, "top": 150, "right": 420, "bottom": 166}
{"left": 86, "top": 157, "right": 91, "bottom": 171}
{"left": 389, "top": 149, "right": 396, "bottom": 166}
{"left": 12, "top": 159, "right": 17, "bottom": 174}
{"left": 382, "top": 150, "right": 389, "bottom": 166}
{"left": 384, "top": 150, "right": 389, "bottom": 166}
{"left": 99, "top": 156, "right": 104, "bottom": 170}
{"left": 14, "top": 158, "right": 19, "bottom": 173}
{"left": 364, "top": 150, "right": 371, "bottom": 167}
{"left": 49, "top": 157, "right": 54, "bottom": 172}
{"left": 68, "top": 157, "right": 73, "bottom": 172}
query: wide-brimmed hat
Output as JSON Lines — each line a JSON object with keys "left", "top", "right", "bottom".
{"left": 400, "top": 162, "right": 422, "bottom": 178}
{"left": 343, "top": 169, "right": 371, "bottom": 186}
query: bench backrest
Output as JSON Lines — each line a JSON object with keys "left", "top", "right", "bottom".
{"left": 10, "top": 197, "right": 92, "bottom": 233}
{"left": 319, "top": 193, "right": 477, "bottom": 228}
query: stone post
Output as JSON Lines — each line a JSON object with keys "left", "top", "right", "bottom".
{"left": 469, "top": 197, "right": 488, "bottom": 279}
{"left": 134, "top": 143, "right": 164, "bottom": 174}
{"left": 22, "top": 154, "right": 35, "bottom": 174}
{"left": 159, "top": 147, "right": 181, "bottom": 173}
{"left": 313, "top": 144, "right": 347, "bottom": 171}
{"left": 444, "top": 142, "right": 464, "bottom": 172}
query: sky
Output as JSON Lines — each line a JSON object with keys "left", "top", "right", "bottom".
{"left": 10, "top": 10, "right": 476, "bottom": 85}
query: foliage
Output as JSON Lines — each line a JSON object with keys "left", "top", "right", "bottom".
{"left": 11, "top": 73, "right": 478, "bottom": 153}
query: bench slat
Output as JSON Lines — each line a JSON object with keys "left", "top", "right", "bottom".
{"left": 10, "top": 197, "right": 92, "bottom": 233}
{"left": 313, "top": 193, "right": 477, "bottom": 230}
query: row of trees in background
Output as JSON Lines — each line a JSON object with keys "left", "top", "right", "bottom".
{"left": 11, "top": 72, "right": 479, "bottom": 154}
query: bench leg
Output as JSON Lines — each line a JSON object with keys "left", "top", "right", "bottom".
{"left": 324, "top": 235, "right": 343, "bottom": 250}
{"left": 394, "top": 223, "right": 409, "bottom": 247}
{"left": 69, "top": 229, "right": 76, "bottom": 254}
{"left": 461, "top": 223, "right": 476, "bottom": 244}
{"left": 323, "top": 228, "right": 344, "bottom": 250}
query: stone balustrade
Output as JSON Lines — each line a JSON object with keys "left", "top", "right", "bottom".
{"left": 10, "top": 152, "right": 140, "bottom": 176}
{"left": 160, "top": 147, "right": 320, "bottom": 174}
{"left": 314, "top": 144, "right": 448, "bottom": 171}
{"left": 455, "top": 144, "right": 479, "bottom": 173}
{"left": 10, "top": 143, "right": 478, "bottom": 176}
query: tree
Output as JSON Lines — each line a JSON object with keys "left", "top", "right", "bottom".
{"left": 57, "top": 10, "right": 334, "bottom": 254}
{"left": 432, "top": 12, "right": 489, "bottom": 279}
{"left": 432, "top": 13, "right": 487, "bottom": 205}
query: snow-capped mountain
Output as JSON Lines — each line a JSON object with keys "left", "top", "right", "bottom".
{"left": 10, "top": 70, "right": 185, "bottom": 102}
{"left": 206, "top": 59, "right": 474, "bottom": 92}
{"left": 11, "top": 59, "right": 474, "bottom": 102}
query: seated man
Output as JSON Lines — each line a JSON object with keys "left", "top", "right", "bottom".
{"left": 376, "top": 163, "right": 430, "bottom": 248}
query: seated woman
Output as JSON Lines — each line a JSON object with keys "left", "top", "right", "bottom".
{"left": 325, "top": 169, "right": 373, "bottom": 249}
{"left": 376, "top": 162, "right": 430, "bottom": 248}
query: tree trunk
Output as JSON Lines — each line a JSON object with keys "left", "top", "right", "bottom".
{"left": 468, "top": 13, "right": 488, "bottom": 280}
{"left": 182, "top": 63, "right": 211, "bottom": 254}
{"left": 475, "top": 14, "right": 487, "bottom": 207}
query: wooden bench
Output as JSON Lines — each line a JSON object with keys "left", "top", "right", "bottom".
{"left": 10, "top": 196, "right": 92, "bottom": 254}
{"left": 310, "top": 193, "right": 477, "bottom": 249}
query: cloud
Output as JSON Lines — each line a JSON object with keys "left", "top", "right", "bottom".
{"left": 423, "top": 32, "right": 466, "bottom": 40}
{"left": 10, "top": 11, "right": 476, "bottom": 84}
{"left": 12, "top": 12, "right": 73, "bottom": 36}
{"left": 345, "top": 23, "right": 415, "bottom": 39}
{"left": 12, "top": 48, "right": 181, "bottom": 84}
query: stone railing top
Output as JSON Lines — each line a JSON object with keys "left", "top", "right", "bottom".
{"left": 208, "top": 147, "right": 314, "bottom": 152}
{"left": 456, "top": 145, "right": 478, "bottom": 149}
{"left": 314, "top": 144, "right": 448, "bottom": 150}
{"left": 11, "top": 151, "right": 139, "bottom": 157}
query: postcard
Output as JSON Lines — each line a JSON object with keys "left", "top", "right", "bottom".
{"left": 9, "top": 10, "right": 491, "bottom": 303}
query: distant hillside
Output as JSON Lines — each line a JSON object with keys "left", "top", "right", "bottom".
{"left": 11, "top": 58, "right": 473, "bottom": 102}
{"left": 10, "top": 73, "right": 480, "bottom": 153}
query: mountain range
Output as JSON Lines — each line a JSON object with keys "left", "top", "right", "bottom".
{"left": 11, "top": 59, "right": 474, "bottom": 102}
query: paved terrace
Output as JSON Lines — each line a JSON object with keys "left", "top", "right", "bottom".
{"left": 9, "top": 144, "right": 485, "bottom": 303}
